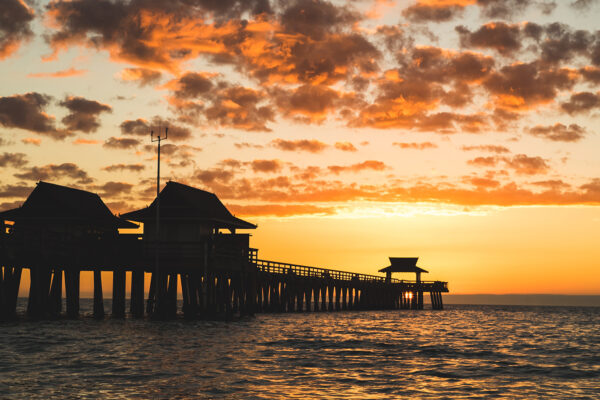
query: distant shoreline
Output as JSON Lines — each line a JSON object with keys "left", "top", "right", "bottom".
{"left": 440, "top": 294, "right": 600, "bottom": 307}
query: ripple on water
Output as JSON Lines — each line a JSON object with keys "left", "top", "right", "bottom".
{"left": 1, "top": 303, "right": 599, "bottom": 399}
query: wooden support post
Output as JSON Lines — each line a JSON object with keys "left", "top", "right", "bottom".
{"left": 49, "top": 268, "right": 62, "bottom": 316}
{"left": 93, "top": 270, "right": 104, "bottom": 319}
{"left": 146, "top": 272, "right": 156, "bottom": 315}
{"left": 438, "top": 292, "right": 444, "bottom": 310}
{"left": 65, "top": 269, "right": 80, "bottom": 318}
{"left": 0, "top": 266, "right": 5, "bottom": 319}
{"left": 305, "top": 285, "right": 312, "bottom": 312}
{"left": 112, "top": 269, "right": 126, "bottom": 318}
{"left": 131, "top": 270, "right": 145, "bottom": 318}
{"left": 4, "top": 267, "right": 21, "bottom": 318}
{"left": 328, "top": 283, "right": 334, "bottom": 311}
{"left": 296, "top": 281, "right": 303, "bottom": 312}
{"left": 342, "top": 286, "right": 347, "bottom": 310}
{"left": 167, "top": 273, "right": 178, "bottom": 318}
{"left": 335, "top": 284, "right": 341, "bottom": 311}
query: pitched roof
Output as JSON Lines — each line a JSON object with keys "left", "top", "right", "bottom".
{"left": 120, "top": 181, "right": 256, "bottom": 230}
{"left": 378, "top": 257, "right": 428, "bottom": 274}
{"left": 0, "top": 181, "right": 137, "bottom": 229}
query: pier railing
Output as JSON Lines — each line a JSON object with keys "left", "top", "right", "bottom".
{"left": 254, "top": 259, "right": 448, "bottom": 291}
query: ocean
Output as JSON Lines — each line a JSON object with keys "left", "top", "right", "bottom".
{"left": 1, "top": 302, "right": 599, "bottom": 399}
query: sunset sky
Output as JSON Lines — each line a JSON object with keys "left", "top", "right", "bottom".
{"left": 1, "top": 0, "right": 599, "bottom": 295}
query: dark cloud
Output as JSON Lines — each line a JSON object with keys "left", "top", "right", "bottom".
{"left": 165, "top": 74, "right": 275, "bottom": 131}
{"left": 270, "top": 138, "right": 328, "bottom": 153}
{"left": 0, "top": 0, "right": 35, "bottom": 59}
{"left": 96, "top": 181, "right": 134, "bottom": 197}
{"left": 0, "top": 152, "right": 28, "bottom": 168}
{"left": 527, "top": 123, "right": 586, "bottom": 142}
{"left": 14, "top": 163, "right": 93, "bottom": 184}
{"left": 59, "top": 96, "right": 112, "bottom": 133}
{"left": 102, "top": 163, "right": 146, "bottom": 172}
{"left": 580, "top": 66, "right": 600, "bottom": 84}
{"left": 531, "top": 179, "right": 570, "bottom": 190}
{"left": 468, "top": 154, "right": 550, "bottom": 174}
{"left": 483, "top": 62, "right": 577, "bottom": 110}
{"left": 251, "top": 159, "right": 283, "bottom": 173}
{"left": 403, "top": 4, "right": 464, "bottom": 23}
{"left": 540, "top": 23, "right": 593, "bottom": 64}
{"left": 280, "top": 0, "right": 361, "bottom": 40}
{"left": 477, "top": 0, "right": 535, "bottom": 19}
{"left": 120, "top": 117, "right": 191, "bottom": 141}
{"left": 0, "top": 93, "right": 66, "bottom": 138}
{"left": 103, "top": 137, "right": 140, "bottom": 149}
{"left": 504, "top": 154, "right": 550, "bottom": 175}
{"left": 0, "top": 184, "right": 31, "bottom": 198}
{"left": 195, "top": 168, "right": 235, "bottom": 184}
{"left": 456, "top": 22, "right": 524, "bottom": 55}
{"left": 234, "top": 142, "right": 264, "bottom": 149}
{"left": 560, "top": 92, "right": 600, "bottom": 114}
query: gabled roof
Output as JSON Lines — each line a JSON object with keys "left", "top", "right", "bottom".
{"left": 0, "top": 181, "right": 137, "bottom": 229}
{"left": 120, "top": 181, "right": 256, "bottom": 230}
{"left": 378, "top": 257, "right": 428, "bottom": 274}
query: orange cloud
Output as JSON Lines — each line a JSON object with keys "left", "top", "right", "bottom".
{"left": 21, "top": 137, "right": 41, "bottom": 146}
{"left": 27, "top": 68, "right": 87, "bottom": 78}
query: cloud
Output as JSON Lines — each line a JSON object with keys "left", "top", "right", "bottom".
{"left": 103, "top": 137, "right": 140, "bottom": 149}
{"left": 0, "top": 184, "right": 31, "bottom": 198}
{"left": 527, "top": 123, "right": 586, "bottom": 142}
{"left": 120, "top": 116, "right": 191, "bottom": 141}
{"left": 165, "top": 73, "right": 275, "bottom": 131}
{"left": 461, "top": 145, "right": 510, "bottom": 153}
{"left": 503, "top": 154, "right": 550, "bottom": 175}
{"left": 27, "top": 68, "right": 88, "bottom": 78}
{"left": 95, "top": 181, "right": 134, "bottom": 197}
{"left": 21, "top": 137, "right": 41, "bottom": 146}
{"left": 251, "top": 159, "right": 284, "bottom": 173}
{"left": 234, "top": 142, "right": 264, "bottom": 149}
{"left": 483, "top": 62, "right": 577, "bottom": 111}
{"left": 0, "top": 152, "right": 28, "bottom": 168}
{"left": 560, "top": 92, "right": 600, "bottom": 114}
{"left": 334, "top": 142, "right": 357, "bottom": 152}
{"left": 14, "top": 163, "right": 93, "bottom": 184}
{"left": 402, "top": 2, "right": 468, "bottom": 23}
{"left": 468, "top": 154, "right": 550, "bottom": 174}
{"left": 73, "top": 138, "right": 100, "bottom": 145}
{"left": 456, "top": 22, "right": 525, "bottom": 55}
{"left": 0, "top": 0, "right": 35, "bottom": 59}
{"left": 393, "top": 142, "right": 438, "bottom": 150}
{"left": 228, "top": 203, "right": 336, "bottom": 217}
{"left": 59, "top": 96, "right": 112, "bottom": 133}
{"left": 119, "top": 68, "right": 162, "bottom": 86}
{"left": 270, "top": 138, "right": 328, "bottom": 153}
{"left": 0, "top": 92, "right": 66, "bottom": 138}
{"left": 327, "top": 160, "right": 387, "bottom": 175}
{"left": 195, "top": 168, "right": 235, "bottom": 184}
{"left": 102, "top": 163, "right": 145, "bottom": 172}
{"left": 467, "top": 156, "right": 499, "bottom": 167}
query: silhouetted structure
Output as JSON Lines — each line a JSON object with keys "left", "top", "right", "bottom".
{"left": 120, "top": 181, "right": 257, "bottom": 318}
{"left": 0, "top": 182, "right": 136, "bottom": 319}
{"left": 0, "top": 181, "right": 448, "bottom": 321}
{"left": 379, "top": 257, "right": 442, "bottom": 309}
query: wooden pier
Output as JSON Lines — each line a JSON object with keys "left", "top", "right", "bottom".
{"left": 0, "top": 181, "right": 448, "bottom": 321}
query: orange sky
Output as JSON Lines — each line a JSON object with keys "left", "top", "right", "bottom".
{"left": 2, "top": 0, "right": 600, "bottom": 295}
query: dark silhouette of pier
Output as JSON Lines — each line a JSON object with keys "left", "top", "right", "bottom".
{"left": 0, "top": 181, "right": 448, "bottom": 320}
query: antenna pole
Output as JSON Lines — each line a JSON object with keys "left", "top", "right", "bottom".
{"left": 151, "top": 125, "right": 168, "bottom": 318}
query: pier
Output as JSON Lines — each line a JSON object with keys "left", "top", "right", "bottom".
{"left": 0, "top": 181, "right": 448, "bottom": 320}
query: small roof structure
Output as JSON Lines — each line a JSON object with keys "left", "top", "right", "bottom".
{"left": 120, "top": 181, "right": 256, "bottom": 230}
{"left": 378, "top": 257, "right": 428, "bottom": 274}
{"left": 0, "top": 181, "right": 137, "bottom": 229}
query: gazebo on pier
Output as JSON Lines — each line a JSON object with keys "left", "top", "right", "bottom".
{"left": 379, "top": 257, "right": 432, "bottom": 310}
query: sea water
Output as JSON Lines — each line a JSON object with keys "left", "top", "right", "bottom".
{"left": 1, "top": 302, "right": 598, "bottom": 399}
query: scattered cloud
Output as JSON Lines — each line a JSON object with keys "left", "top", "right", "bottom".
{"left": 59, "top": 96, "right": 112, "bottom": 133}
{"left": 0, "top": 0, "right": 35, "bottom": 60}
{"left": 270, "top": 138, "right": 328, "bottom": 153}
{"left": 393, "top": 142, "right": 438, "bottom": 150}
{"left": 102, "top": 163, "right": 145, "bottom": 172}
{"left": 334, "top": 142, "right": 358, "bottom": 152}
{"left": 0, "top": 152, "right": 28, "bottom": 168}
{"left": 14, "top": 163, "right": 93, "bottom": 184}
{"left": 27, "top": 68, "right": 87, "bottom": 78}
{"left": 527, "top": 123, "right": 587, "bottom": 142}
{"left": 103, "top": 137, "right": 140, "bottom": 149}
{"left": 327, "top": 160, "right": 387, "bottom": 175}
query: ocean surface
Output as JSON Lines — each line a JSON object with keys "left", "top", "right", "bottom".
{"left": 1, "top": 302, "right": 599, "bottom": 399}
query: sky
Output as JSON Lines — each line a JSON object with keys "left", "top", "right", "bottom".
{"left": 1, "top": 0, "right": 600, "bottom": 295}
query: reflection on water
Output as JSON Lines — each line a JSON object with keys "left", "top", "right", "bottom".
{"left": 1, "top": 303, "right": 599, "bottom": 399}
